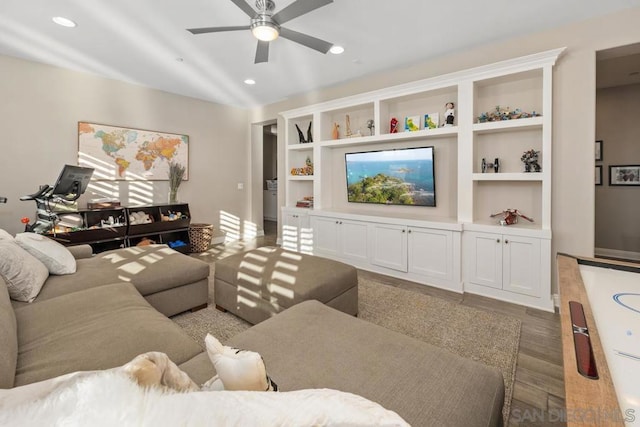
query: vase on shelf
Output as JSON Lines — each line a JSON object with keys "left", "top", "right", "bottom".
{"left": 168, "top": 188, "right": 179, "bottom": 204}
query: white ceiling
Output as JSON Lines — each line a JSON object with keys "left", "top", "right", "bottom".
{"left": 2, "top": 0, "right": 640, "bottom": 108}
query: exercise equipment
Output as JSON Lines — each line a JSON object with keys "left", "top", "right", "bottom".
{"left": 20, "top": 165, "right": 94, "bottom": 233}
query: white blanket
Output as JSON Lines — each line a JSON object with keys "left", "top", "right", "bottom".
{"left": 0, "top": 371, "right": 409, "bottom": 426}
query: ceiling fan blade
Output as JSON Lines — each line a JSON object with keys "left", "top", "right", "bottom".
{"left": 272, "top": 0, "right": 333, "bottom": 25}
{"left": 187, "top": 25, "right": 250, "bottom": 34}
{"left": 279, "top": 27, "right": 332, "bottom": 54}
{"left": 255, "top": 40, "right": 270, "bottom": 63}
{"left": 229, "top": 0, "right": 257, "bottom": 18}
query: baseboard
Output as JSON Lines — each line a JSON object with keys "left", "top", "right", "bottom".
{"left": 552, "top": 293, "right": 560, "bottom": 308}
{"left": 594, "top": 247, "right": 640, "bottom": 262}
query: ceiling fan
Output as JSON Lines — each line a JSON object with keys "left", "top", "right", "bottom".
{"left": 187, "top": 0, "right": 334, "bottom": 64}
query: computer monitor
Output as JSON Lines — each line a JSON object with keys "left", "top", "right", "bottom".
{"left": 51, "top": 165, "right": 94, "bottom": 201}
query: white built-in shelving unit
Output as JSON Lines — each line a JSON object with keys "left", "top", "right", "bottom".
{"left": 281, "top": 48, "right": 565, "bottom": 311}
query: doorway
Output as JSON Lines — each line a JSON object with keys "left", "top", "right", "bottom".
{"left": 263, "top": 123, "right": 278, "bottom": 240}
{"left": 595, "top": 43, "right": 640, "bottom": 262}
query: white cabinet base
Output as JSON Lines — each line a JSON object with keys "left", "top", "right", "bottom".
{"left": 464, "top": 230, "right": 553, "bottom": 312}
{"left": 309, "top": 210, "right": 463, "bottom": 294}
{"left": 464, "top": 282, "right": 554, "bottom": 312}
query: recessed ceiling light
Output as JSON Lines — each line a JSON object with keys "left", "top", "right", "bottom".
{"left": 244, "top": 79, "right": 256, "bottom": 85}
{"left": 329, "top": 45, "right": 345, "bottom": 55}
{"left": 52, "top": 16, "right": 77, "bottom": 28}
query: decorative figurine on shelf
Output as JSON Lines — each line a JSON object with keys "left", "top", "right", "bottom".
{"left": 366, "top": 119, "right": 375, "bottom": 136}
{"left": 521, "top": 149, "right": 541, "bottom": 172}
{"left": 404, "top": 116, "right": 420, "bottom": 132}
{"left": 332, "top": 123, "right": 340, "bottom": 139}
{"left": 294, "top": 124, "right": 306, "bottom": 143}
{"left": 390, "top": 117, "right": 399, "bottom": 134}
{"left": 481, "top": 158, "right": 500, "bottom": 173}
{"left": 345, "top": 114, "right": 353, "bottom": 138}
{"left": 443, "top": 102, "right": 455, "bottom": 127}
{"left": 490, "top": 209, "right": 534, "bottom": 226}
{"left": 306, "top": 121, "right": 313, "bottom": 143}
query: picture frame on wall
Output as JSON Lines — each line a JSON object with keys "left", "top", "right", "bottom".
{"left": 595, "top": 140, "right": 603, "bottom": 161}
{"left": 78, "top": 122, "right": 189, "bottom": 181}
{"left": 609, "top": 165, "right": 640, "bottom": 186}
{"left": 595, "top": 165, "right": 602, "bottom": 185}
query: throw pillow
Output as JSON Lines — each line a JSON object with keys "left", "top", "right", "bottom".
{"left": 0, "top": 240, "right": 49, "bottom": 302}
{"left": 0, "top": 229, "right": 13, "bottom": 241}
{"left": 15, "top": 233, "right": 76, "bottom": 275}
{"left": 202, "top": 333, "right": 277, "bottom": 392}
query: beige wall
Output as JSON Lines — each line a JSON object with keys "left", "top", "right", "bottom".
{"left": 250, "top": 6, "right": 640, "bottom": 294}
{"left": 0, "top": 55, "right": 250, "bottom": 237}
{"left": 595, "top": 83, "right": 640, "bottom": 254}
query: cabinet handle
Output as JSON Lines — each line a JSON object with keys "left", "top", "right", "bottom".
{"left": 402, "top": 229, "right": 406, "bottom": 233}
{"left": 339, "top": 221, "right": 343, "bottom": 225}
{"left": 505, "top": 239, "right": 509, "bottom": 244}
{"left": 335, "top": 221, "right": 339, "bottom": 224}
{"left": 408, "top": 229, "right": 412, "bottom": 233}
{"left": 496, "top": 238, "right": 501, "bottom": 243}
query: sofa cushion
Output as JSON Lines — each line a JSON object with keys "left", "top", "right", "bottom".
{"left": 226, "top": 300, "right": 505, "bottom": 427}
{"left": 13, "top": 282, "right": 203, "bottom": 386}
{"left": 0, "top": 240, "right": 49, "bottom": 302}
{"left": 15, "top": 232, "right": 76, "bottom": 275}
{"left": 32, "top": 245, "right": 209, "bottom": 302}
{"left": 0, "top": 276, "right": 18, "bottom": 388}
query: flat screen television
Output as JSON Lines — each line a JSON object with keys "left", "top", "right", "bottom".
{"left": 345, "top": 146, "right": 435, "bottom": 207}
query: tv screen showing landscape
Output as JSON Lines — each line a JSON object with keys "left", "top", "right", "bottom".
{"left": 345, "top": 146, "right": 435, "bottom": 207}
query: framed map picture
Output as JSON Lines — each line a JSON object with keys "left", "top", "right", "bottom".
{"left": 78, "top": 122, "right": 189, "bottom": 180}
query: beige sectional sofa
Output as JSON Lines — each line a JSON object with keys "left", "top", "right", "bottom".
{"left": 1, "top": 244, "right": 505, "bottom": 426}
{"left": 10, "top": 244, "right": 210, "bottom": 317}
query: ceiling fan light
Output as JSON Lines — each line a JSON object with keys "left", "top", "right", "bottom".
{"left": 252, "top": 23, "right": 279, "bottom": 42}
{"left": 52, "top": 16, "right": 77, "bottom": 28}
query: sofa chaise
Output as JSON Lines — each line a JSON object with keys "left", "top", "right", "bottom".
{"left": 10, "top": 244, "right": 210, "bottom": 317}
{"left": 1, "top": 244, "right": 505, "bottom": 426}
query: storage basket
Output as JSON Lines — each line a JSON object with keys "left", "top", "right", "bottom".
{"left": 188, "top": 223, "right": 214, "bottom": 253}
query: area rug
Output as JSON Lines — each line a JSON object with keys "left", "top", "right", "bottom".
{"left": 173, "top": 273, "right": 520, "bottom": 423}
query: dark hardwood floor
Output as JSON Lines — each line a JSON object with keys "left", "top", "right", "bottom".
{"left": 229, "top": 220, "right": 566, "bottom": 426}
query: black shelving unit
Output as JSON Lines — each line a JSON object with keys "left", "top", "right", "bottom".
{"left": 46, "top": 203, "right": 191, "bottom": 254}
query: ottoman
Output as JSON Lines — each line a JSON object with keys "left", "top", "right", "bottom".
{"left": 214, "top": 247, "right": 358, "bottom": 324}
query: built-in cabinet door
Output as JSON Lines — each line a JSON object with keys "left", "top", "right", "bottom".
{"left": 408, "top": 227, "right": 452, "bottom": 281}
{"left": 281, "top": 209, "right": 310, "bottom": 253}
{"left": 465, "top": 231, "right": 503, "bottom": 289}
{"left": 502, "top": 234, "right": 541, "bottom": 297}
{"left": 310, "top": 216, "right": 340, "bottom": 257}
{"left": 370, "top": 223, "right": 407, "bottom": 272}
{"left": 339, "top": 220, "right": 369, "bottom": 263}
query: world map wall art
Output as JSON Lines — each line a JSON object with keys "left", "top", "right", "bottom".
{"left": 78, "top": 122, "right": 189, "bottom": 181}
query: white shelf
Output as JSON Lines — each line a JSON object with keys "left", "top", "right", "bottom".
{"left": 472, "top": 172, "right": 543, "bottom": 181}
{"left": 464, "top": 220, "right": 551, "bottom": 239}
{"left": 288, "top": 143, "right": 315, "bottom": 151}
{"left": 287, "top": 175, "right": 314, "bottom": 181}
{"left": 319, "top": 127, "right": 458, "bottom": 148}
{"left": 472, "top": 116, "right": 543, "bottom": 134}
